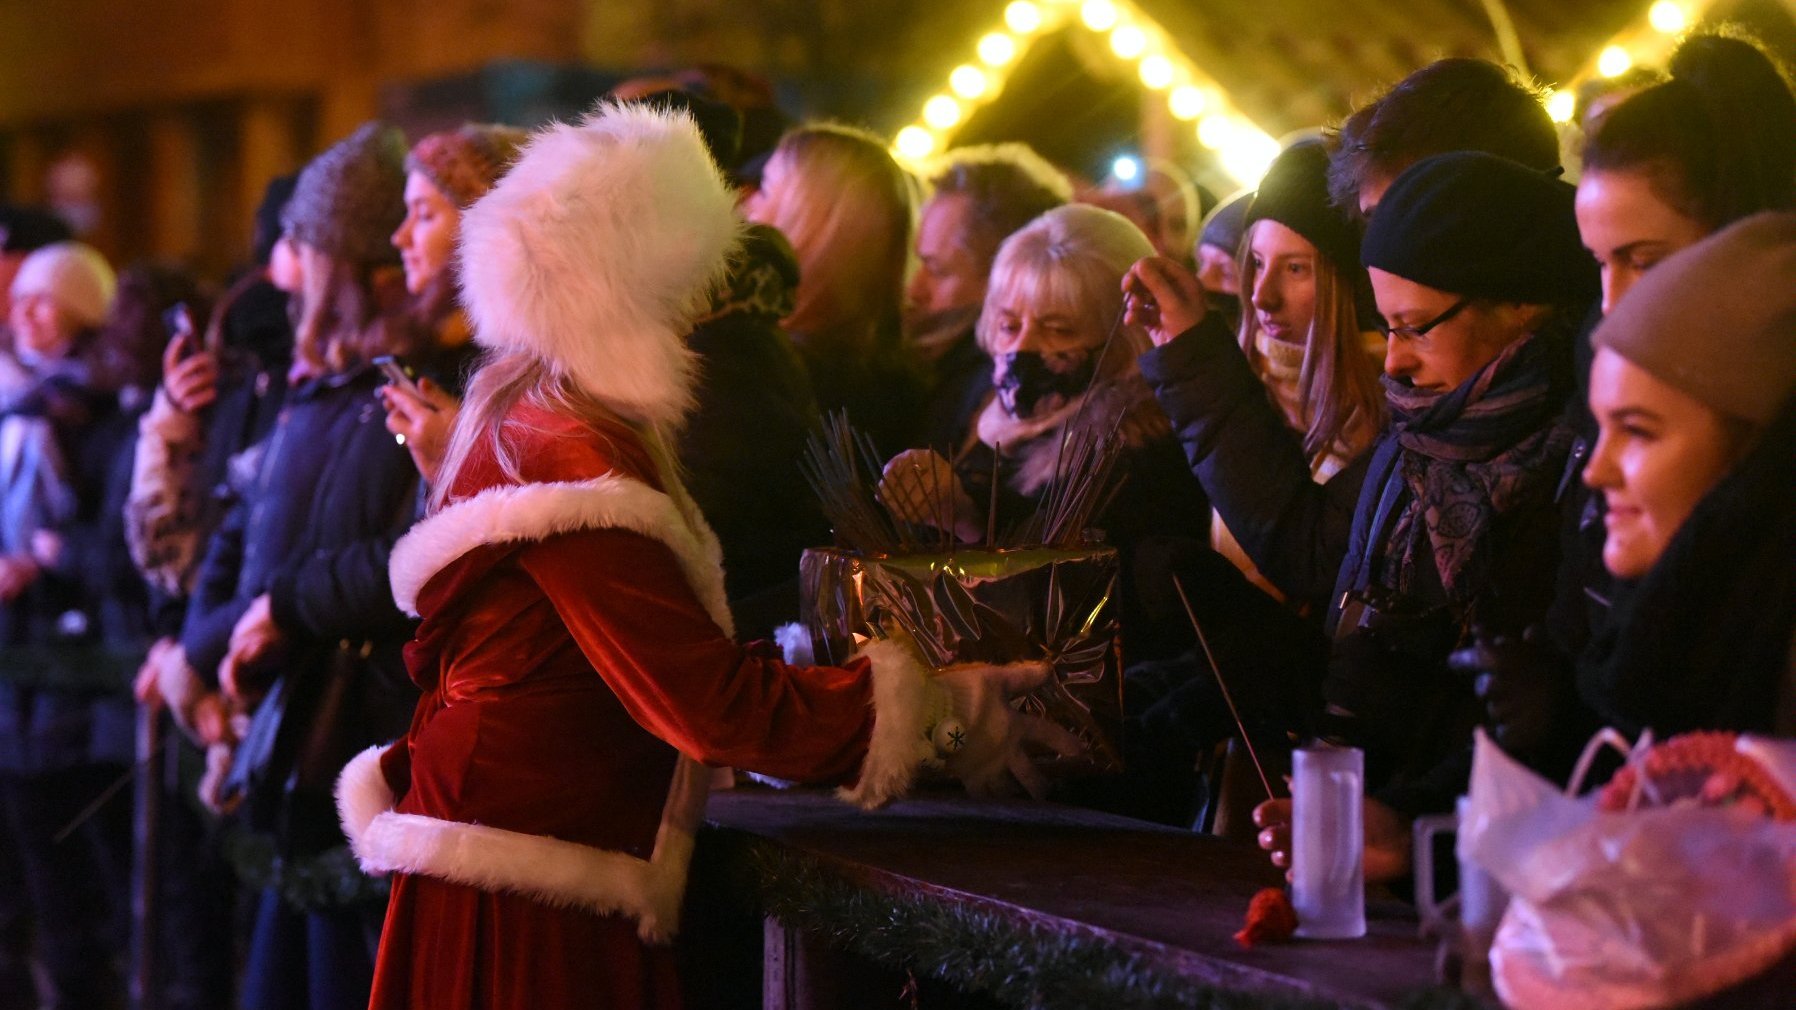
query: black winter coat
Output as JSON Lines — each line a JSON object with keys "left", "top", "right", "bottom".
{"left": 182, "top": 368, "right": 416, "bottom": 677}
{"left": 919, "top": 326, "right": 993, "bottom": 455}
{"left": 799, "top": 332, "right": 930, "bottom": 458}
{"left": 681, "top": 306, "right": 827, "bottom": 639}
{"left": 1140, "top": 315, "right": 1572, "bottom": 816}
{"left": 181, "top": 367, "right": 418, "bottom": 854}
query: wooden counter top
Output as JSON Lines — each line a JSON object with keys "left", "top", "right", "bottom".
{"left": 700, "top": 787, "right": 1454, "bottom": 1010}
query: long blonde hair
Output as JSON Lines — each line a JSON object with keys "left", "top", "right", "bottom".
{"left": 751, "top": 124, "right": 914, "bottom": 352}
{"left": 1235, "top": 227, "right": 1385, "bottom": 464}
{"left": 430, "top": 352, "right": 706, "bottom": 541}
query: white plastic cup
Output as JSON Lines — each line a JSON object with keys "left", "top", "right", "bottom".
{"left": 1454, "top": 793, "right": 1508, "bottom": 932}
{"left": 1292, "top": 743, "right": 1367, "bottom": 939}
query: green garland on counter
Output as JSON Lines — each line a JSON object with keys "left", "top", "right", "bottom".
{"left": 740, "top": 839, "right": 1491, "bottom": 1010}
{"left": 223, "top": 830, "right": 390, "bottom": 911}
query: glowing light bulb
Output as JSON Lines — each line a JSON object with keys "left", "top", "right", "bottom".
{"left": 1169, "top": 84, "right": 1208, "bottom": 120}
{"left": 1649, "top": 0, "right": 1688, "bottom": 33}
{"left": 1081, "top": 0, "right": 1118, "bottom": 32}
{"left": 923, "top": 95, "right": 963, "bottom": 130}
{"left": 1545, "top": 89, "right": 1576, "bottom": 124}
{"left": 895, "top": 126, "right": 936, "bottom": 161}
{"left": 1111, "top": 155, "right": 1142, "bottom": 183}
{"left": 1598, "top": 45, "right": 1633, "bottom": 78}
{"left": 1005, "top": 0, "right": 1044, "bottom": 33}
{"left": 1196, "top": 114, "right": 1237, "bottom": 150}
{"left": 1138, "top": 54, "right": 1174, "bottom": 90}
{"left": 950, "top": 65, "right": 989, "bottom": 99}
{"left": 1221, "top": 132, "right": 1280, "bottom": 186}
{"left": 1110, "top": 24, "right": 1146, "bottom": 59}
{"left": 978, "top": 32, "right": 1018, "bottom": 66}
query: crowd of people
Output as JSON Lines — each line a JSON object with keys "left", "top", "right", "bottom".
{"left": 0, "top": 26, "right": 1790, "bottom": 1010}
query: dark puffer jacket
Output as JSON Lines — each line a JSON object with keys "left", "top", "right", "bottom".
{"left": 181, "top": 367, "right": 419, "bottom": 853}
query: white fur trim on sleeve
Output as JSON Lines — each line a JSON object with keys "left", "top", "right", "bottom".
{"left": 837, "top": 638, "right": 937, "bottom": 810}
{"left": 336, "top": 744, "right": 712, "bottom": 944}
{"left": 388, "top": 474, "right": 733, "bottom": 637}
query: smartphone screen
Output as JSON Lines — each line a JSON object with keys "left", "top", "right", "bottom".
{"left": 163, "top": 304, "right": 196, "bottom": 360}
{"left": 373, "top": 355, "right": 438, "bottom": 412}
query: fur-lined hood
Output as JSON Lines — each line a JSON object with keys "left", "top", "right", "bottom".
{"left": 457, "top": 102, "right": 743, "bottom": 430}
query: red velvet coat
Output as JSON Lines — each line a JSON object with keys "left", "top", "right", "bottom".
{"left": 337, "top": 402, "right": 930, "bottom": 1009}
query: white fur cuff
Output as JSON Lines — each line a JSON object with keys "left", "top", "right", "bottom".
{"left": 336, "top": 745, "right": 712, "bottom": 943}
{"left": 836, "top": 639, "right": 937, "bottom": 810}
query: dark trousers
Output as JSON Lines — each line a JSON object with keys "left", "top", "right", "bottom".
{"left": 149, "top": 739, "right": 236, "bottom": 1010}
{"left": 239, "top": 888, "right": 381, "bottom": 1010}
{"left": 0, "top": 826, "right": 33, "bottom": 1010}
{"left": 0, "top": 764, "right": 131, "bottom": 1010}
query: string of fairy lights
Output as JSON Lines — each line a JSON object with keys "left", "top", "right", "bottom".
{"left": 891, "top": 0, "right": 1726, "bottom": 187}
{"left": 1541, "top": 0, "right": 1720, "bottom": 123}
{"left": 888, "top": 0, "right": 1282, "bottom": 187}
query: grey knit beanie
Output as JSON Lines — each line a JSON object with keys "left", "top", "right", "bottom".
{"left": 1592, "top": 211, "right": 1796, "bottom": 426}
{"left": 281, "top": 122, "right": 407, "bottom": 265}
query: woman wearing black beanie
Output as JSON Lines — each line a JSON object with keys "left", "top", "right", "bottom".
{"left": 1219, "top": 141, "right": 1386, "bottom": 592}
{"left": 1126, "top": 150, "right": 1598, "bottom": 882}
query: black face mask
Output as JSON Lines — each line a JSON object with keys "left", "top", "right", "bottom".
{"left": 993, "top": 348, "right": 1096, "bottom": 420}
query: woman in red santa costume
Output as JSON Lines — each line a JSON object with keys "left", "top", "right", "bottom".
{"left": 335, "top": 102, "right": 1058, "bottom": 1009}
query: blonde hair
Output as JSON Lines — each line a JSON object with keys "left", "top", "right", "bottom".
{"left": 430, "top": 352, "right": 705, "bottom": 546}
{"left": 754, "top": 124, "right": 914, "bottom": 351}
{"left": 976, "top": 203, "right": 1155, "bottom": 377}
{"left": 1235, "top": 221, "right": 1385, "bottom": 463}
{"left": 289, "top": 240, "right": 404, "bottom": 376}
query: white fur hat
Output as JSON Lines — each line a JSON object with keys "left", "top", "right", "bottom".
{"left": 457, "top": 102, "right": 743, "bottom": 429}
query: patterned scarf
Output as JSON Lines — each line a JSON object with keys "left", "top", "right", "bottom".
{"left": 1373, "top": 327, "right": 1573, "bottom": 606}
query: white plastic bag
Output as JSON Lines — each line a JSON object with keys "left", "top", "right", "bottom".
{"left": 1460, "top": 729, "right": 1796, "bottom": 1010}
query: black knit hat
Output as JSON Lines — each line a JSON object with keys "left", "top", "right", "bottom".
{"left": 628, "top": 89, "right": 744, "bottom": 173}
{"left": 251, "top": 174, "right": 297, "bottom": 267}
{"left": 1246, "top": 142, "right": 1360, "bottom": 270}
{"left": 1361, "top": 151, "right": 1596, "bottom": 306}
{"left": 280, "top": 122, "right": 407, "bottom": 265}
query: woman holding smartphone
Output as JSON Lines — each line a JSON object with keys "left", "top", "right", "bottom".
{"left": 180, "top": 122, "right": 420, "bottom": 1010}
{"left": 381, "top": 124, "right": 525, "bottom": 486}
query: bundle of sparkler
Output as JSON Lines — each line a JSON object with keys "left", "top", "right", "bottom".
{"left": 799, "top": 410, "right": 1127, "bottom": 556}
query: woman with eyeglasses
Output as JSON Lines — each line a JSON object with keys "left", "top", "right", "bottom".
{"left": 1125, "top": 151, "right": 1597, "bottom": 881}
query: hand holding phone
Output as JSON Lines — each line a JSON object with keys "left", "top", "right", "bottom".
{"left": 373, "top": 355, "right": 439, "bottom": 412}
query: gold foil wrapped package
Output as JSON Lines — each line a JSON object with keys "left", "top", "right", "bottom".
{"left": 801, "top": 547, "right": 1123, "bottom": 777}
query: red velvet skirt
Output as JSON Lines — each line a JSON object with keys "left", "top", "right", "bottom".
{"left": 368, "top": 873, "right": 682, "bottom": 1009}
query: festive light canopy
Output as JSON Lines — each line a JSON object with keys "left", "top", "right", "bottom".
{"left": 894, "top": 0, "right": 1734, "bottom": 188}
{"left": 1540, "top": 0, "right": 1721, "bottom": 123}
{"left": 888, "top": 0, "right": 1282, "bottom": 187}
